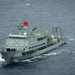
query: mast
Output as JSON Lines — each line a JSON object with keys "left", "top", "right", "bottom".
{"left": 18, "top": 21, "right": 29, "bottom": 35}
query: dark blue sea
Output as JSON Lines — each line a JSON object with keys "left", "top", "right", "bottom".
{"left": 0, "top": 0, "right": 75, "bottom": 75}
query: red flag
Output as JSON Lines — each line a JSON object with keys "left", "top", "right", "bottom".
{"left": 23, "top": 21, "right": 29, "bottom": 26}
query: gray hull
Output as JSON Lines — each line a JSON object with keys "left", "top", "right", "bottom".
{"left": 1, "top": 38, "right": 67, "bottom": 63}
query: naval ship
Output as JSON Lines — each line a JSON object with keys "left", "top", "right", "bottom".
{"left": 0, "top": 21, "right": 67, "bottom": 64}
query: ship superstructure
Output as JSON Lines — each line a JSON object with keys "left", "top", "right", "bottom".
{"left": 0, "top": 21, "right": 67, "bottom": 63}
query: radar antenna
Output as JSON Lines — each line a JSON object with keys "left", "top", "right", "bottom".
{"left": 52, "top": 25, "right": 62, "bottom": 38}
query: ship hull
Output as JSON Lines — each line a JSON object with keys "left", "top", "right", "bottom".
{"left": 1, "top": 38, "right": 67, "bottom": 64}
{"left": 15, "top": 38, "right": 67, "bottom": 61}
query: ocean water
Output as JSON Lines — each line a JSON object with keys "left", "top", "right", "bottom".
{"left": 0, "top": 0, "right": 75, "bottom": 75}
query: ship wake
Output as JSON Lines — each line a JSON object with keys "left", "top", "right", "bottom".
{"left": 18, "top": 49, "right": 64, "bottom": 63}
{"left": 0, "top": 54, "right": 5, "bottom": 63}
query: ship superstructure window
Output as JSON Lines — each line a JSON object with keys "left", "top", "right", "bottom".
{"left": 37, "top": 36, "right": 46, "bottom": 41}
{"left": 6, "top": 48, "right": 16, "bottom": 51}
{"left": 6, "top": 37, "right": 28, "bottom": 47}
{"left": 22, "top": 42, "right": 54, "bottom": 55}
{"left": 9, "top": 37, "right": 26, "bottom": 39}
{"left": 29, "top": 43, "right": 45, "bottom": 49}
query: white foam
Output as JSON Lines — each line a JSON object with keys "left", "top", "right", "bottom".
{"left": 44, "top": 52, "right": 58, "bottom": 56}
{"left": 0, "top": 58, "right": 5, "bottom": 62}
{"left": 26, "top": 3, "right": 30, "bottom": 6}
{"left": 25, "top": 59, "right": 32, "bottom": 62}
{"left": 35, "top": 55, "right": 43, "bottom": 58}
{"left": 31, "top": 52, "right": 61, "bottom": 60}
{"left": 69, "top": 38, "right": 74, "bottom": 41}
{"left": 0, "top": 54, "right": 5, "bottom": 62}
{"left": 31, "top": 55, "right": 44, "bottom": 60}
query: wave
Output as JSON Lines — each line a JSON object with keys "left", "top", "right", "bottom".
{"left": 44, "top": 52, "right": 60, "bottom": 56}
{"left": 26, "top": 3, "right": 30, "bottom": 6}
{"left": 0, "top": 54, "right": 5, "bottom": 62}
{"left": 68, "top": 38, "right": 74, "bottom": 41}
{"left": 30, "top": 50, "right": 61, "bottom": 60}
